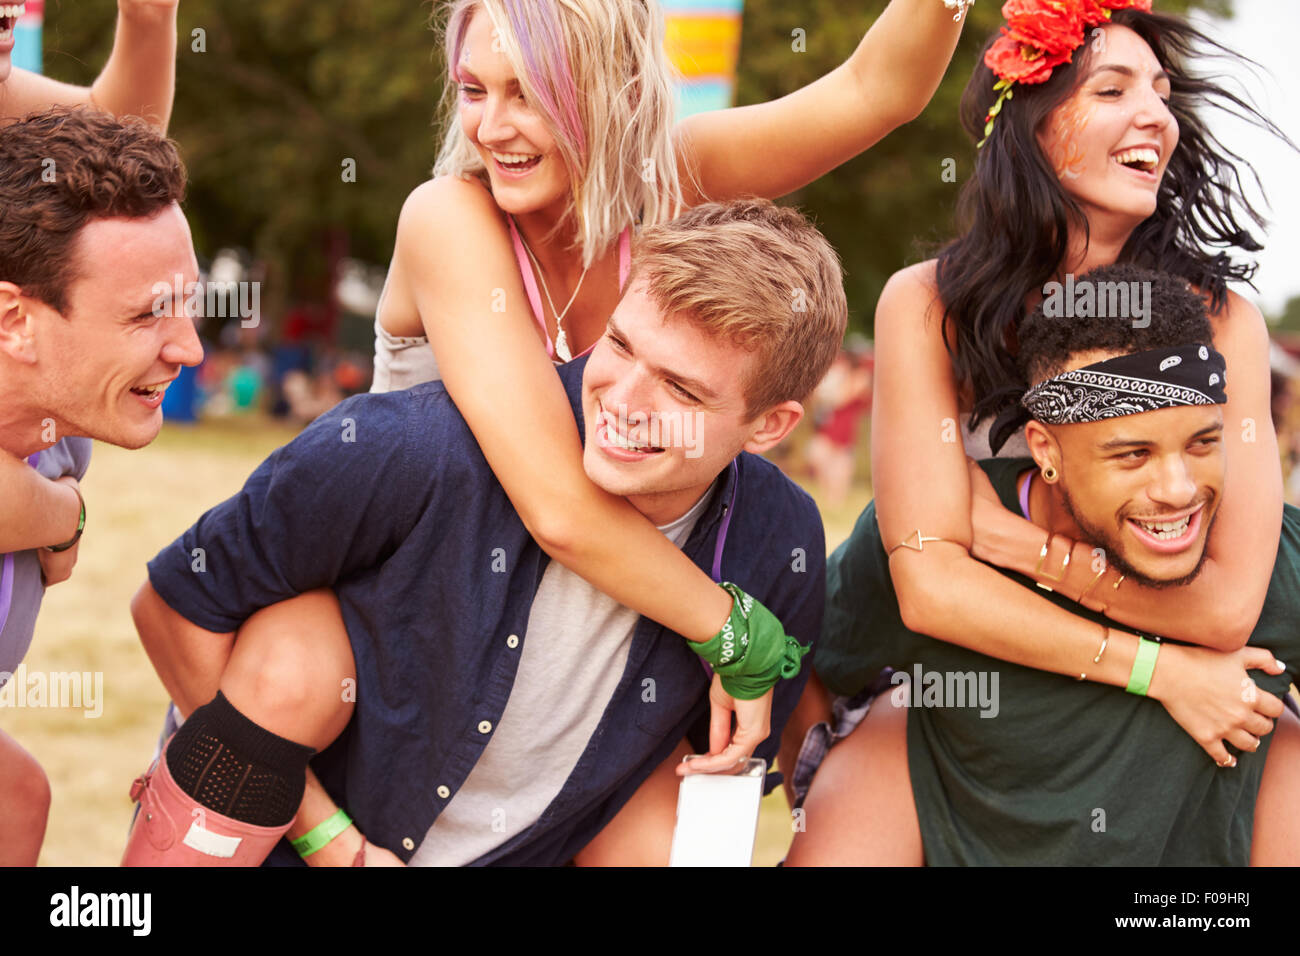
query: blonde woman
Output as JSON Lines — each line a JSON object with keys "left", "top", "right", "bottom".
{"left": 367, "top": 0, "right": 967, "bottom": 679}
{"left": 130, "top": 0, "right": 971, "bottom": 865}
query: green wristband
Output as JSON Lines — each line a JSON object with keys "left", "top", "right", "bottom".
{"left": 45, "top": 485, "right": 85, "bottom": 553}
{"left": 689, "top": 583, "right": 810, "bottom": 700}
{"left": 1125, "top": 636, "right": 1161, "bottom": 696}
{"left": 291, "top": 808, "right": 353, "bottom": 858}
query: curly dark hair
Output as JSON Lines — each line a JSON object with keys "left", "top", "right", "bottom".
{"left": 1017, "top": 263, "right": 1213, "bottom": 384}
{"left": 935, "top": 9, "right": 1290, "bottom": 449}
{"left": 0, "top": 107, "right": 187, "bottom": 313}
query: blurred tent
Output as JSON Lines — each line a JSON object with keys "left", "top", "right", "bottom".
{"left": 663, "top": 0, "right": 744, "bottom": 117}
{"left": 12, "top": 0, "right": 43, "bottom": 73}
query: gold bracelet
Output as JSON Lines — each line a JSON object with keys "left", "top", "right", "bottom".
{"left": 1034, "top": 532, "right": 1072, "bottom": 591}
{"left": 1093, "top": 625, "right": 1110, "bottom": 664}
{"left": 1077, "top": 626, "right": 1110, "bottom": 681}
{"left": 888, "top": 530, "right": 958, "bottom": 555}
{"left": 1097, "top": 574, "right": 1126, "bottom": 615}
{"left": 1076, "top": 567, "right": 1108, "bottom": 605}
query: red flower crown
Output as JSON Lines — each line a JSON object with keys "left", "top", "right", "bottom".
{"left": 978, "top": 0, "right": 1154, "bottom": 148}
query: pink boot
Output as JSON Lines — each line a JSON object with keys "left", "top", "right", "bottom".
{"left": 121, "top": 747, "right": 292, "bottom": 867}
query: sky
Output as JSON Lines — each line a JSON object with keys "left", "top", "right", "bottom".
{"left": 1193, "top": 0, "right": 1300, "bottom": 317}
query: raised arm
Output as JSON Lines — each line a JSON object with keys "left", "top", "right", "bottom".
{"left": 673, "top": 0, "right": 965, "bottom": 206}
{"left": 973, "top": 292, "right": 1281, "bottom": 650}
{"left": 397, "top": 177, "right": 732, "bottom": 643}
{"left": 0, "top": 0, "right": 177, "bottom": 129}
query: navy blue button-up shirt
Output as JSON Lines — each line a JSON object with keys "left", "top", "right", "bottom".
{"left": 148, "top": 358, "right": 824, "bottom": 866}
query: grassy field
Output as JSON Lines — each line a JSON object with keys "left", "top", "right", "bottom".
{"left": 8, "top": 417, "right": 871, "bottom": 867}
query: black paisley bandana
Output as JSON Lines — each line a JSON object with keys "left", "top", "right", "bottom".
{"left": 1021, "top": 344, "right": 1227, "bottom": 425}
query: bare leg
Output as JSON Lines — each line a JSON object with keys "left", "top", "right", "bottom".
{"left": 1250, "top": 703, "right": 1300, "bottom": 866}
{"left": 573, "top": 737, "right": 692, "bottom": 866}
{"left": 122, "top": 590, "right": 358, "bottom": 866}
{"left": 778, "top": 669, "right": 833, "bottom": 809}
{"left": 784, "top": 692, "right": 921, "bottom": 866}
{"left": 217, "top": 589, "right": 357, "bottom": 751}
{"left": 0, "top": 728, "right": 50, "bottom": 866}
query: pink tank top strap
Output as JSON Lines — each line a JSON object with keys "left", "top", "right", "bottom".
{"left": 507, "top": 215, "right": 555, "bottom": 360}
{"left": 618, "top": 226, "right": 632, "bottom": 290}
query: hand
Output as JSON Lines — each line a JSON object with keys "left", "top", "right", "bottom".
{"left": 1149, "top": 642, "right": 1287, "bottom": 767}
{"left": 360, "top": 841, "right": 407, "bottom": 867}
{"left": 675, "top": 675, "right": 772, "bottom": 776}
{"left": 37, "top": 539, "right": 79, "bottom": 587}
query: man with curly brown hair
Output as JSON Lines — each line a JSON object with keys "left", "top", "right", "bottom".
{"left": 0, "top": 106, "right": 202, "bottom": 864}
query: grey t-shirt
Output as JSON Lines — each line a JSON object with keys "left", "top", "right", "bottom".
{"left": 0, "top": 438, "right": 93, "bottom": 682}
{"left": 410, "top": 481, "right": 716, "bottom": 866}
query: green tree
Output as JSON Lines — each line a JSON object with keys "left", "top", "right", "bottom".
{"left": 1271, "top": 294, "right": 1300, "bottom": 333}
{"left": 43, "top": 0, "right": 451, "bottom": 325}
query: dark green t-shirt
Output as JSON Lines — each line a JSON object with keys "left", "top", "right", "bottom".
{"left": 816, "top": 457, "right": 1300, "bottom": 865}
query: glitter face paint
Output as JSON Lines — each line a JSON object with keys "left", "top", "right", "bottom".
{"left": 1045, "top": 95, "right": 1098, "bottom": 181}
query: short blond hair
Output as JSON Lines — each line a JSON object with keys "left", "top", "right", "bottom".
{"left": 631, "top": 199, "right": 847, "bottom": 419}
{"left": 434, "top": 0, "right": 684, "bottom": 269}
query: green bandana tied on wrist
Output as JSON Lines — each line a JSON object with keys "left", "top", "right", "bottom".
{"left": 688, "top": 582, "right": 810, "bottom": 700}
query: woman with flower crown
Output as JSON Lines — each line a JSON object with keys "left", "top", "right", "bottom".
{"left": 128, "top": 0, "right": 979, "bottom": 866}
{"left": 784, "top": 0, "right": 1300, "bottom": 865}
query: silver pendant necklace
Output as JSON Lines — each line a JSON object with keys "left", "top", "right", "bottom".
{"left": 513, "top": 218, "right": 588, "bottom": 362}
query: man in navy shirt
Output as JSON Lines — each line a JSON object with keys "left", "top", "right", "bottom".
{"left": 126, "top": 199, "right": 844, "bottom": 866}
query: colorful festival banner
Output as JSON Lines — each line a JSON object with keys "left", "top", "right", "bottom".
{"left": 12, "top": 0, "right": 43, "bottom": 74}
{"left": 662, "top": 0, "right": 744, "bottom": 119}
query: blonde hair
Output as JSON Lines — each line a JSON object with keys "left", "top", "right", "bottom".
{"left": 631, "top": 199, "right": 848, "bottom": 419}
{"left": 434, "top": 0, "right": 685, "bottom": 269}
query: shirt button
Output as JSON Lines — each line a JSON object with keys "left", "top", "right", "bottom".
{"left": 478, "top": 720, "right": 493, "bottom": 734}
{"left": 506, "top": 634, "right": 519, "bottom": 649}
{"left": 402, "top": 837, "right": 414, "bottom": 851}
{"left": 437, "top": 785, "right": 450, "bottom": 799}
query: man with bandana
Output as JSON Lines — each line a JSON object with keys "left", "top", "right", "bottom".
{"left": 788, "top": 263, "right": 1300, "bottom": 866}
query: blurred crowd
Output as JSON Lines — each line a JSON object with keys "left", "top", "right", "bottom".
{"left": 161, "top": 253, "right": 375, "bottom": 426}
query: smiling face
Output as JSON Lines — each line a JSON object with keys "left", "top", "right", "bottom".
{"left": 1036, "top": 24, "right": 1179, "bottom": 228}
{"left": 1029, "top": 372, "right": 1224, "bottom": 588}
{"left": 455, "top": 8, "right": 572, "bottom": 222}
{"left": 0, "top": 2, "right": 24, "bottom": 84}
{"left": 581, "top": 279, "right": 799, "bottom": 525}
{"left": 26, "top": 203, "right": 204, "bottom": 449}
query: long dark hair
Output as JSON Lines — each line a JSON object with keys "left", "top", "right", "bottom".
{"left": 937, "top": 9, "right": 1290, "bottom": 449}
